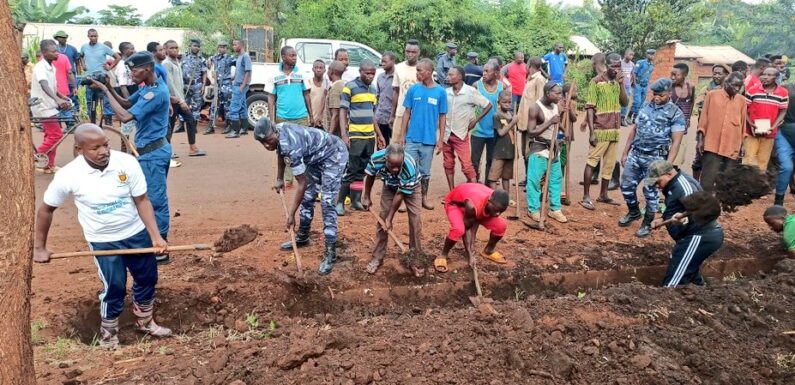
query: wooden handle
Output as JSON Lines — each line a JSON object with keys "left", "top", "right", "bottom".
{"left": 514, "top": 126, "right": 521, "bottom": 218}
{"left": 472, "top": 265, "right": 483, "bottom": 298}
{"left": 51, "top": 244, "right": 211, "bottom": 259}
{"left": 368, "top": 208, "right": 408, "bottom": 253}
{"left": 652, "top": 212, "right": 690, "bottom": 229}
{"left": 538, "top": 138, "right": 556, "bottom": 227}
{"left": 278, "top": 190, "right": 303, "bottom": 273}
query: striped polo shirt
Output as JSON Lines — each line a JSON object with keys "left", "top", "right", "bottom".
{"left": 341, "top": 78, "right": 377, "bottom": 139}
{"left": 265, "top": 63, "right": 309, "bottom": 120}
{"left": 365, "top": 149, "right": 421, "bottom": 195}
{"left": 745, "top": 83, "right": 789, "bottom": 138}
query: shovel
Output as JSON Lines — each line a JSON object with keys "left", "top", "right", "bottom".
{"left": 463, "top": 229, "right": 498, "bottom": 315}
{"left": 278, "top": 190, "right": 304, "bottom": 275}
{"left": 507, "top": 126, "right": 521, "bottom": 220}
{"left": 51, "top": 244, "right": 211, "bottom": 259}
{"left": 367, "top": 208, "right": 407, "bottom": 253}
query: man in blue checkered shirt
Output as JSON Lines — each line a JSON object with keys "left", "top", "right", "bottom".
{"left": 361, "top": 143, "right": 424, "bottom": 276}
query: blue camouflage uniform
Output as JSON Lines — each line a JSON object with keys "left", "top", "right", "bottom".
{"left": 209, "top": 52, "right": 234, "bottom": 125}
{"left": 620, "top": 100, "right": 685, "bottom": 219}
{"left": 278, "top": 123, "right": 349, "bottom": 243}
{"left": 128, "top": 77, "right": 173, "bottom": 239}
{"left": 181, "top": 52, "right": 207, "bottom": 120}
{"left": 631, "top": 58, "right": 654, "bottom": 115}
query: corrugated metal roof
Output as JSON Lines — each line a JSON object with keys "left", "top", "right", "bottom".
{"left": 569, "top": 35, "right": 600, "bottom": 57}
{"left": 675, "top": 43, "right": 754, "bottom": 64}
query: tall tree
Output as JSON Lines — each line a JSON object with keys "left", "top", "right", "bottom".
{"left": 598, "top": 0, "right": 709, "bottom": 53}
{"left": 11, "top": 0, "right": 87, "bottom": 23}
{"left": 0, "top": 0, "right": 36, "bottom": 384}
{"left": 97, "top": 5, "right": 143, "bottom": 26}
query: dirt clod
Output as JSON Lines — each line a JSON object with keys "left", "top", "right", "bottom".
{"left": 398, "top": 249, "right": 429, "bottom": 271}
{"left": 213, "top": 224, "right": 258, "bottom": 252}
{"left": 715, "top": 165, "right": 773, "bottom": 212}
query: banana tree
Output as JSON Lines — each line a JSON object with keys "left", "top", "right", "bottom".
{"left": 12, "top": 0, "right": 88, "bottom": 23}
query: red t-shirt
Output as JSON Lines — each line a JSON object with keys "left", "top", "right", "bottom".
{"left": 745, "top": 83, "right": 789, "bottom": 138}
{"left": 745, "top": 75, "right": 761, "bottom": 92}
{"left": 444, "top": 183, "right": 494, "bottom": 219}
{"left": 52, "top": 53, "right": 71, "bottom": 96}
{"left": 505, "top": 63, "right": 527, "bottom": 96}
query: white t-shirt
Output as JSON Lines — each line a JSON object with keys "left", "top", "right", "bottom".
{"left": 43, "top": 151, "right": 147, "bottom": 243}
{"left": 115, "top": 59, "right": 133, "bottom": 86}
{"left": 392, "top": 61, "right": 418, "bottom": 117}
{"left": 30, "top": 60, "right": 59, "bottom": 118}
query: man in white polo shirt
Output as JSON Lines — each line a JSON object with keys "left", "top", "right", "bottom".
{"left": 31, "top": 39, "right": 72, "bottom": 173}
{"left": 33, "top": 124, "right": 172, "bottom": 349}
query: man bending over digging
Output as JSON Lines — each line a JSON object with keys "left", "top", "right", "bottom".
{"left": 435, "top": 183, "right": 509, "bottom": 273}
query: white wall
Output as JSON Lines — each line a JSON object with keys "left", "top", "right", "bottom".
{"left": 23, "top": 22, "right": 190, "bottom": 53}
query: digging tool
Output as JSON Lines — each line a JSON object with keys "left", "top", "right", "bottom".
{"left": 278, "top": 189, "right": 304, "bottom": 275}
{"left": 367, "top": 208, "right": 408, "bottom": 253}
{"left": 524, "top": 137, "right": 557, "bottom": 231}
{"left": 562, "top": 80, "right": 576, "bottom": 204}
{"left": 463, "top": 228, "right": 497, "bottom": 315}
{"left": 103, "top": 125, "right": 139, "bottom": 157}
{"left": 652, "top": 212, "right": 691, "bottom": 229}
{"left": 508, "top": 126, "right": 521, "bottom": 220}
{"left": 51, "top": 244, "right": 211, "bottom": 259}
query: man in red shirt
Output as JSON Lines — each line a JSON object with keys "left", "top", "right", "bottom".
{"left": 743, "top": 67, "right": 789, "bottom": 171}
{"left": 745, "top": 58, "right": 769, "bottom": 91}
{"left": 53, "top": 52, "right": 76, "bottom": 128}
{"left": 434, "top": 183, "right": 509, "bottom": 273}
{"left": 503, "top": 51, "right": 527, "bottom": 110}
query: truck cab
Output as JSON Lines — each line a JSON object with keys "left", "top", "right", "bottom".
{"left": 245, "top": 38, "right": 383, "bottom": 126}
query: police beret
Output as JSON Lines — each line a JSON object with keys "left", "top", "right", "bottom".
{"left": 126, "top": 52, "right": 155, "bottom": 68}
{"left": 646, "top": 49, "right": 656, "bottom": 55}
{"left": 466, "top": 52, "right": 478, "bottom": 59}
{"left": 254, "top": 117, "right": 275, "bottom": 141}
{"left": 190, "top": 38, "right": 202, "bottom": 46}
{"left": 446, "top": 42, "right": 457, "bottom": 49}
{"left": 650, "top": 78, "right": 672, "bottom": 93}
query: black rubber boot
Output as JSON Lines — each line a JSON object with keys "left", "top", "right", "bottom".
{"left": 279, "top": 227, "right": 310, "bottom": 251}
{"left": 221, "top": 120, "right": 232, "bottom": 135}
{"left": 775, "top": 193, "right": 785, "bottom": 206}
{"left": 239, "top": 119, "right": 249, "bottom": 136}
{"left": 618, "top": 207, "right": 642, "bottom": 227}
{"left": 336, "top": 184, "right": 350, "bottom": 216}
{"left": 635, "top": 217, "right": 653, "bottom": 238}
{"left": 350, "top": 189, "right": 364, "bottom": 211}
{"left": 318, "top": 242, "right": 337, "bottom": 275}
{"left": 608, "top": 161, "right": 620, "bottom": 191}
{"left": 225, "top": 120, "right": 240, "bottom": 138}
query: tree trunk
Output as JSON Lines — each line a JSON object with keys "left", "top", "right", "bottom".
{"left": 0, "top": 1, "right": 37, "bottom": 384}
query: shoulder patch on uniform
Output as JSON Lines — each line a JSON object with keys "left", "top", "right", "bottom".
{"left": 143, "top": 92, "right": 155, "bottom": 100}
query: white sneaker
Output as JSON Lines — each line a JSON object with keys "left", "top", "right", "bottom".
{"left": 136, "top": 319, "right": 172, "bottom": 338}
{"left": 169, "top": 159, "right": 182, "bottom": 168}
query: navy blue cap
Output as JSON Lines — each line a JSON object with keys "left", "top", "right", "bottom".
{"left": 466, "top": 52, "right": 478, "bottom": 59}
{"left": 125, "top": 52, "right": 155, "bottom": 68}
{"left": 650, "top": 78, "right": 672, "bottom": 93}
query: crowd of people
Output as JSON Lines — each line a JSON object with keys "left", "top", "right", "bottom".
{"left": 26, "top": 28, "right": 795, "bottom": 349}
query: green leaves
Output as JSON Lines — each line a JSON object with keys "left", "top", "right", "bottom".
{"left": 97, "top": 5, "right": 143, "bottom": 26}
{"left": 12, "top": 0, "right": 88, "bottom": 23}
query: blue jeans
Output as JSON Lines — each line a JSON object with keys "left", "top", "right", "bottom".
{"left": 511, "top": 94, "right": 522, "bottom": 111}
{"left": 621, "top": 85, "right": 632, "bottom": 117}
{"left": 631, "top": 84, "right": 648, "bottom": 114}
{"left": 89, "top": 229, "right": 158, "bottom": 320}
{"left": 85, "top": 86, "right": 113, "bottom": 123}
{"left": 138, "top": 145, "right": 171, "bottom": 238}
{"left": 228, "top": 84, "right": 249, "bottom": 121}
{"left": 405, "top": 141, "right": 436, "bottom": 180}
{"left": 775, "top": 129, "right": 795, "bottom": 195}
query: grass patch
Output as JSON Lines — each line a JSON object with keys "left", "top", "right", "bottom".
{"left": 31, "top": 319, "right": 49, "bottom": 345}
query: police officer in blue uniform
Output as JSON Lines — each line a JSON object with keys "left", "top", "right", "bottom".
{"left": 206, "top": 40, "right": 234, "bottom": 135}
{"left": 91, "top": 51, "right": 173, "bottom": 264}
{"left": 619, "top": 78, "right": 686, "bottom": 237}
{"left": 182, "top": 39, "right": 207, "bottom": 123}
{"left": 254, "top": 118, "right": 349, "bottom": 275}
{"left": 646, "top": 160, "right": 724, "bottom": 287}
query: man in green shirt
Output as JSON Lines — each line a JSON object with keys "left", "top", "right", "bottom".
{"left": 763, "top": 205, "right": 795, "bottom": 256}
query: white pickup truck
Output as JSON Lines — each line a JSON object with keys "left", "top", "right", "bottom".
{"left": 245, "top": 38, "right": 384, "bottom": 125}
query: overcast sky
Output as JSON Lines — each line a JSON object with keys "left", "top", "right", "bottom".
{"left": 72, "top": 0, "right": 768, "bottom": 22}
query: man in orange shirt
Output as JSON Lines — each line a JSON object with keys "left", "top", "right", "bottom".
{"left": 697, "top": 72, "right": 747, "bottom": 192}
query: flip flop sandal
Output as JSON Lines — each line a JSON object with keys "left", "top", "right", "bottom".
{"left": 481, "top": 250, "right": 507, "bottom": 264}
{"left": 189, "top": 150, "right": 207, "bottom": 156}
{"left": 365, "top": 259, "right": 383, "bottom": 275}
{"left": 434, "top": 257, "right": 449, "bottom": 273}
{"left": 579, "top": 199, "right": 595, "bottom": 211}
{"left": 596, "top": 197, "right": 621, "bottom": 206}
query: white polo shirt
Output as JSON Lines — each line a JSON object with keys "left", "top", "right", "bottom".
{"left": 30, "top": 59, "right": 59, "bottom": 118}
{"left": 43, "top": 150, "right": 147, "bottom": 243}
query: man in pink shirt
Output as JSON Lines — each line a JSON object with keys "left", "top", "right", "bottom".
{"left": 53, "top": 52, "right": 76, "bottom": 127}
{"left": 503, "top": 51, "right": 527, "bottom": 110}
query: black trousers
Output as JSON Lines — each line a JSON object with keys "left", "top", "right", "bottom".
{"left": 699, "top": 152, "right": 738, "bottom": 192}
{"left": 343, "top": 137, "right": 375, "bottom": 185}
{"left": 470, "top": 136, "right": 495, "bottom": 183}
{"left": 168, "top": 103, "right": 197, "bottom": 145}
{"left": 378, "top": 123, "right": 392, "bottom": 146}
{"left": 663, "top": 226, "right": 724, "bottom": 287}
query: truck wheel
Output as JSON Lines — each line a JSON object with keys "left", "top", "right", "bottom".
{"left": 246, "top": 93, "right": 269, "bottom": 127}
